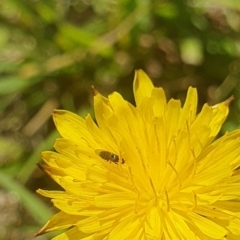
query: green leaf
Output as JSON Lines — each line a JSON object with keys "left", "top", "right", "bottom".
{"left": 0, "top": 76, "right": 35, "bottom": 95}
{"left": 180, "top": 38, "right": 203, "bottom": 65}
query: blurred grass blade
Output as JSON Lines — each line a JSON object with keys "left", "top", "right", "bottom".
{"left": 0, "top": 76, "right": 36, "bottom": 95}
{"left": 0, "top": 171, "right": 53, "bottom": 224}
{"left": 17, "top": 130, "right": 60, "bottom": 184}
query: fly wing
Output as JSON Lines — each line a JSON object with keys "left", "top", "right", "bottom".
{"left": 95, "top": 149, "right": 103, "bottom": 156}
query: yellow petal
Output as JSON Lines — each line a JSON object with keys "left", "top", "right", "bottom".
{"left": 52, "top": 227, "right": 94, "bottom": 240}
{"left": 35, "top": 211, "right": 81, "bottom": 236}
{"left": 209, "top": 96, "right": 233, "bottom": 138}
{"left": 145, "top": 206, "right": 162, "bottom": 238}
{"left": 188, "top": 212, "right": 227, "bottom": 238}
{"left": 133, "top": 69, "right": 154, "bottom": 106}
{"left": 151, "top": 87, "right": 167, "bottom": 117}
{"left": 52, "top": 110, "right": 96, "bottom": 146}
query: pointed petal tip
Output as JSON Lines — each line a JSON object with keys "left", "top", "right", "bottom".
{"left": 133, "top": 69, "right": 154, "bottom": 106}
{"left": 36, "top": 162, "right": 44, "bottom": 171}
{"left": 52, "top": 109, "right": 65, "bottom": 117}
{"left": 134, "top": 69, "right": 150, "bottom": 81}
{"left": 224, "top": 95, "right": 234, "bottom": 106}
{"left": 134, "top": 69, "right": 144, "bottom": 74}
{"left": 53, "top": 109, "right": 60, "bottom": 114}
{"left": 91, "top": 85, "right": 99, "bottom": 96}
{"left": 36, "top": 161, "right": 53, "bottom": 178}
{"left": 34, "top": 221, "right": 51, "bottom": 237}
{"left": 212, "top": 95, "right": 234, "bottom": 109}
{"left": 34, "top": 229, "right": 44, "bottom": 237}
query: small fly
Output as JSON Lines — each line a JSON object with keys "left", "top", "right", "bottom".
{"left": 95, "top": 150, "right": 125, "bottom": 164}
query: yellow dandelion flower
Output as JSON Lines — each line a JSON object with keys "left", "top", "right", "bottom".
{"left": 36, "top": 70, "right": 240, "bottom": 240}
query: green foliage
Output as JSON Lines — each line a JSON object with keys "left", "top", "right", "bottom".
{"left": 1, "top": 0, "right": 240, "bottom": 238}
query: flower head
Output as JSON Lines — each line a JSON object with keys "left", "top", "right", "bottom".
{"left": 36, "top": 70, "right": 240, "bottom": 239}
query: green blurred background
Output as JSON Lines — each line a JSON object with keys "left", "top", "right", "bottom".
{"left": 1, "top": 0, "right": 240, "bottom": 239}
